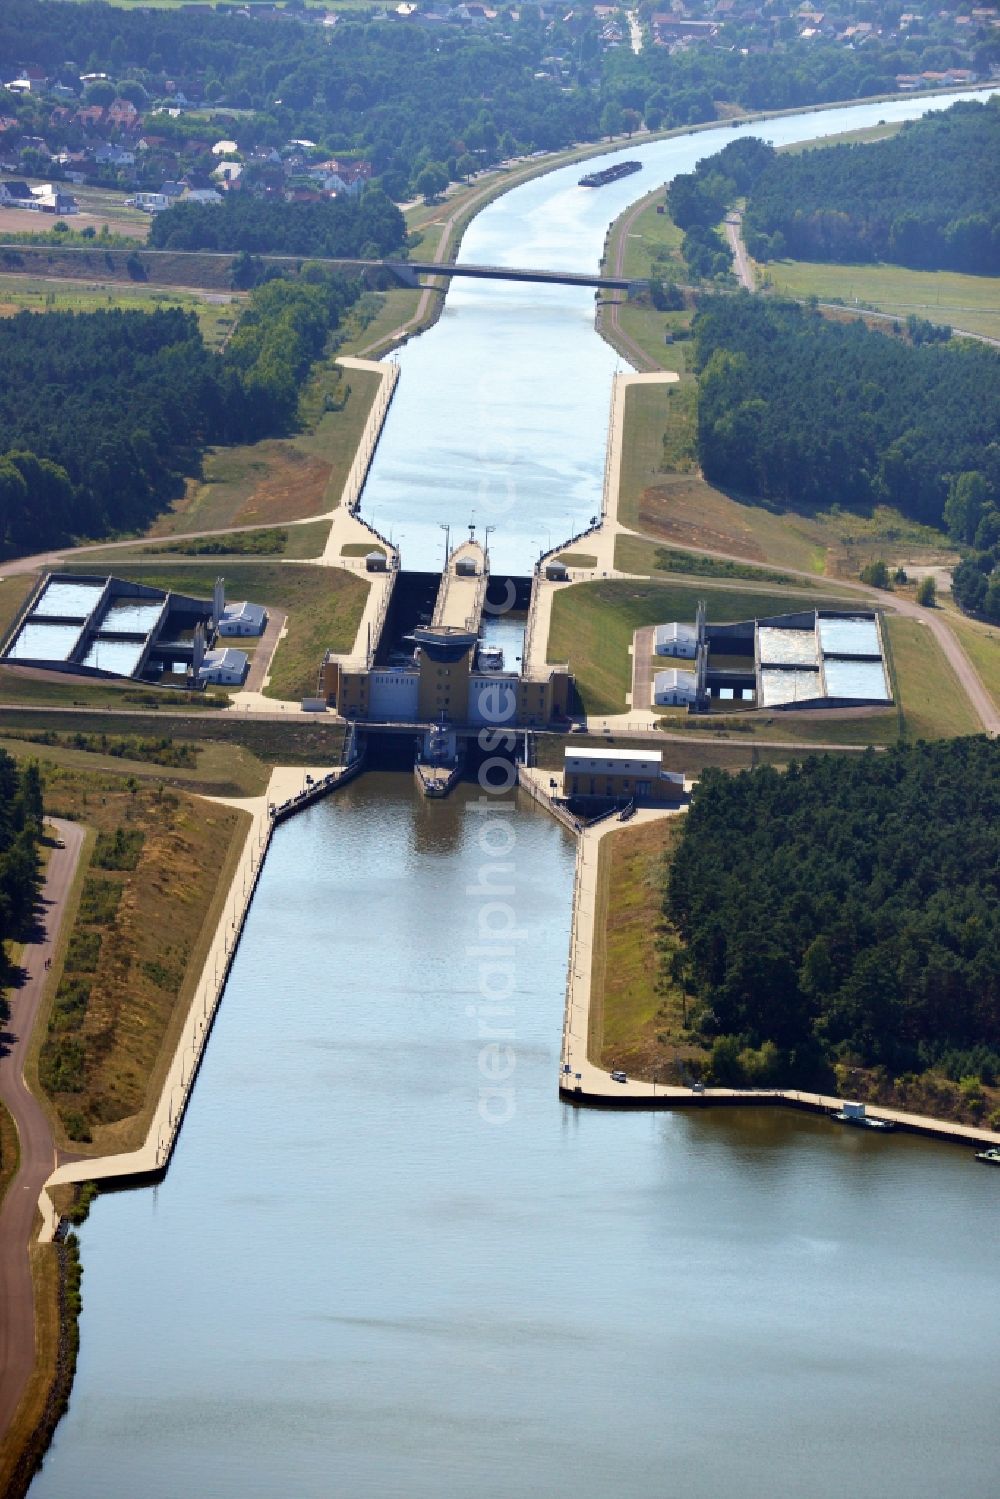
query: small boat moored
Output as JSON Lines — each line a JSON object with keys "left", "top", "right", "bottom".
{"left": 974, "top": 1146, "right": 1000, "bottom": 1165}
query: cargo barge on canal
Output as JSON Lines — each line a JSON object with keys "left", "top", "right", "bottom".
{"left": 579, "top": 159, "right": 642, "bottom": 188}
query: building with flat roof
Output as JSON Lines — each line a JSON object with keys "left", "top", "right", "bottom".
{"left": 563, "top": 747, "right": 685, "bottom": 805}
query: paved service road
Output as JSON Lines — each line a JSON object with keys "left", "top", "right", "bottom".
{"left": 724, "top": 211, "right": 755, "bottom": 291}
{"left": 0, "top": 818, "right": 85, "bottom": 1443}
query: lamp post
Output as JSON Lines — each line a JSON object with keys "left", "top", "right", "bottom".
{"left": 439, "top": 522, "right": 451, "bottom": 571}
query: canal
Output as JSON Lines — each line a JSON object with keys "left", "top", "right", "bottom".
{"left": 32, "top": 93, "right": 1000, "bottom": 1499}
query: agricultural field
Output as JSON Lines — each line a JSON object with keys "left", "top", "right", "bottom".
{"left": 760, "top": 259, "right": 1000, "bottom": 343}
{"left": 0, "top": 274, "right": 241, "bottom": 347}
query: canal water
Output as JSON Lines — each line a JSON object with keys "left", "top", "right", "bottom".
{"left": 33, "top": 93, "right": 1000, "bottom": 1498}
{"left": 360, "top": 88, "right": 998, "bottom": 578}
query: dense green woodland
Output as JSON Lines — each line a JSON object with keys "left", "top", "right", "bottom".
{"left": 743, "top": 99, "right": 1000, "bottom": 273}
{"left": 148, "top": 192, "right": 405, "bottom": 259}
{"left": 0, "top": 0, "right": 919, "bottom": 194}
{"left": 0, "top": 273, "right": 357, "bottom": 547}
{"left": 0, "top": 753, "right": 43, "bottom": 981}
{"left": 692, "top": 296, "right": 1000, "bottom": 528}
{"left": 668, "top": 739, "right": 1000, "bottom": 1089}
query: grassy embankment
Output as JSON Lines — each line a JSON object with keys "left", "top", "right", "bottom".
{"left": 533, "top": 730, "right": 816, "bottom": 775}
{"left": 0, "top": 731, "right": 269, "bottom": 798}
{"left": 0, "top": 1242, "right": 64, "bottom": 1499}
{"left": 613, "top": 328, "right": 960, "bottom": 581}
{"left": 149, "top": 361, "right": 381, "bottom": 537}
{"left": 939, "top": 607, "right": 1000, "bottom": 710}
{"left": 25, "top": 768, "right": 248, "bottom": 1154}
{"left": 61, "top": 559, "right": 367, "bottom": 701}
{"left": 882, "top": 614, "right": 982, "bottom": 740}
{"left": 0, "top": 713, "right": 348, "bottom": 783}
{"left": 588, "top": 817, "right": 703, "bottom": 1081}
{"left": 0, "top": 243, "right": 238, "bottom": 289}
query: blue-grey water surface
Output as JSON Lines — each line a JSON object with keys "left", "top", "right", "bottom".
{"left": 32, "top": 94, "right": 1000, "bottom": 1498}
{"left": 361, "top": 89, "right": 998, "bottom": 577}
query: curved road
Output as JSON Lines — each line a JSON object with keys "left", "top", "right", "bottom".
{"left": 0, "top": 818, "right": 85, "bottom": 1442}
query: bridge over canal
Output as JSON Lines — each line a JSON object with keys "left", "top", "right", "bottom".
{"left": 382, "top": 260, "right": 643, "bottom": 292}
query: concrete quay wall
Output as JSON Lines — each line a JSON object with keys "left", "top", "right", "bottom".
{"left": 335, "top": 356, "right": 400, "bottom": 517}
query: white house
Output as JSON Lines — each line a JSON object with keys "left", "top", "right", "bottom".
{"left": 31, "top": 185, "right": 78, "bottom": 214}
{"left": 654, "top": 621, "right": 698, "bottom": 659}
{"left": 95, "top": 144, "right": 135, "bottom": 168}
{"left": 198, "top": 647, "right": 248, "bottom": 686}
{"left": 653, "top": 668, "right": 699, "bottom": 707}
{"left": 217, "top": 600, "right": 267, "bottom": 638}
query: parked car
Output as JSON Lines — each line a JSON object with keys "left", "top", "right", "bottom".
{"left": 611, "top": 1070, "right": 627, "bottom": 1084}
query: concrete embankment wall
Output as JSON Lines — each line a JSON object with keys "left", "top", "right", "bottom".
{"left": 335, "top": 357, "right": 400, "bottom": 518}
{"left": 516, "top": 765, "right": 582, "bottom": 834}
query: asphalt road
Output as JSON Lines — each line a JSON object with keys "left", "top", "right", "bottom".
{"left": 0, "top": 818, "right": 85, "bottom": 1443}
